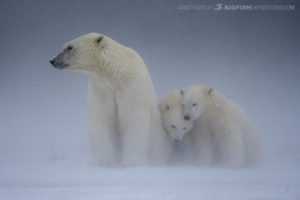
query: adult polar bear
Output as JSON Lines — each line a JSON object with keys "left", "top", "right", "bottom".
{"left": 50, "top": 33, "right": 171, "bottom": 166}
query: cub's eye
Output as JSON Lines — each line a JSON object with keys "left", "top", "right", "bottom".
{"left": 96, "top": 36, "right": 103, "bottom": 44}
{"left": 192, "top": 103, "right": 197, "bottom": 107}
{"left": 183, "top": 127, "right": 186, "bottom": 130}
{"left": 66, "top": 46, "right": 73, "bottom": 51}
{"left": 171, "top": 125, "right": 176, "bottom": 129}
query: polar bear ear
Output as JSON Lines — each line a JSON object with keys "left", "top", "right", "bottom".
{"left": 180, "top": 89, "right": 184, "bottom": 96}
{"left": 96, "top": 36, "right": 103, "bottom": 44}
{"left": 207, "top": 88, "right": 213, "bottom": 96}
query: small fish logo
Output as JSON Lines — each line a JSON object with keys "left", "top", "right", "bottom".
{"left": 215, "top": 3, "right": 223, "bottom": 11}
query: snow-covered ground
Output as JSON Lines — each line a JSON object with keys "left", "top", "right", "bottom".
{"left": 1, "top": 152, "right": 299, "bottom": 200}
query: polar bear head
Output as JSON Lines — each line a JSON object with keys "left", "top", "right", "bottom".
{"left": 159, "top": 90, "right": 194, "bottom": 144}
{"left": 50, "top": 33, "right": 137, "bottom": 81}
{"left": 182, "top": 84, "right": 214, "bottom": 121}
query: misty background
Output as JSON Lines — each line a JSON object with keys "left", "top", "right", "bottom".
{"left": 0, "top": 0, "right": 299, "bottom": 167}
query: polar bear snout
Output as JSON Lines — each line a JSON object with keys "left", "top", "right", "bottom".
{"left": 173, "top": 138, "right": 182, "bottom": 144}
{"left": 50, "top": 53, "right": 69, "bottom": 69}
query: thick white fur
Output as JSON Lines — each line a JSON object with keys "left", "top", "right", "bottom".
{"left": 159, "top": 90, "right": 194, "bottom": 165}
{"left": 57, "top": 33, "right": 171, "bottom": 166}
{"left": 183, "top": 84, "right": 262, "bottom": 167}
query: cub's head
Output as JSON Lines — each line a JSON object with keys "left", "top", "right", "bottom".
{"left": 159, "top": 90, "right": 193, "bottom": 144}
{"left": 182, "top": 84, "right": 213, "bottom": 122}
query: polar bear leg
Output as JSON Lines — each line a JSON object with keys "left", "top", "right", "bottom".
{"left": 181, "top": 136, "right": 196, "bottom": 165}
{"left": 194, "top": 137, "right": 213, "bottom": 166}
{"left": 88, "top": 126, "right": 119, "bottom": 166}
{"left": 88, "top": 80, "right": 119, "bottom": 166}
{"left": 116, "top": 95, "right": 151, "bottom": 166}
{"left": 244, "top": 129, "right": 263, "bottom": 167}
{"left": 120, "top": 115, "right": 150, "bottom": 166}
{"left": 189, "top": 126, "right": 213, "bottom": 166}
{"left": 219, "top": 126, "right": 245, "bottom": 168}
{"left": 148, "top": 111, "right": 172, "bottom": 166}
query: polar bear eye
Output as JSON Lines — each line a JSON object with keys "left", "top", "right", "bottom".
{"left": 183, "top": 127, "right": 186, "bottom": 130}
{"left": 171, "top": 125, "right": 176, "bottom": 129}
{"left": 66, "top": 46, "right": 73, "bottom": 51}
{"left": 96, "top": 36, "right": 103, "bottom": 44}
{"left": 192, "top": 103, "right": 197, "bottom": 107}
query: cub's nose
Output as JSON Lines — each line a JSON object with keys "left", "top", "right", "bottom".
{"left": 174, "top": 139, "right": 181, "bottom": 144}
{"left": 49, "top": 58, "right": 56, "bottom": 66}
{"left": 184, "top": 115, "right": 190, "bottom": 121}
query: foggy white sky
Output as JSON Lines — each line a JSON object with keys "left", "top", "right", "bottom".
{"left": 0, "top": 0, "right": 299, "bottom": 164}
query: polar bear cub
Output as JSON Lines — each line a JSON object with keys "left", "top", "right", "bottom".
{"left": 159, "top": 90, "right": 195, "bottom": 164}
{"left": 182, "top": 84, "right": 263, "bottom": 167}
{"left": 159, "top": 90, "right": 194, "bottom": 144}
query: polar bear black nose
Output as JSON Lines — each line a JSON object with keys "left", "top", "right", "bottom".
{"left": 49, "top": 58, "right": 56, "bottom": 66}
{"left": 174, "top": 139, "right": 181, "bottom": 144}
{"left": 184, "top": 115, "right": 190, "bottom": 121}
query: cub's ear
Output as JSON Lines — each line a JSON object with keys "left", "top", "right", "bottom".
{"left": 180, "top": 89, "right": 184, "bottom": 96}
{"left": 207, "top": 88, "right": 213, "bottom": 96}
{"left": 96, "top": 36, "right": 103, "bottom": 44}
